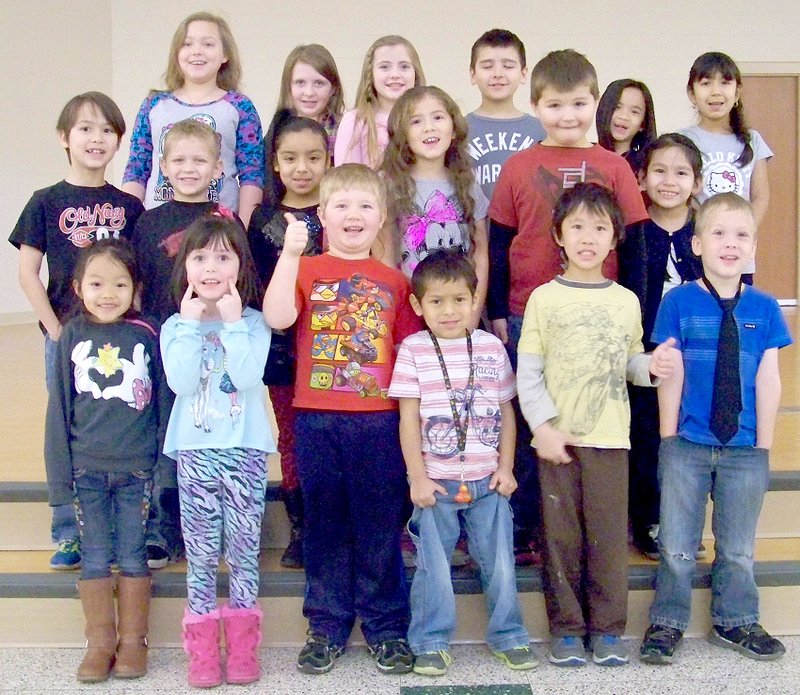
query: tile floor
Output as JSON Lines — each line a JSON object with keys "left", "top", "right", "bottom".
{"left": 1, "top": 637, "right": 798, "bottom": 694}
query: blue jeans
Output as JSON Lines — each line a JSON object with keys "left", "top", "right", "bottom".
{"left": 296, "top": 410, "right": 409, "bottom": 647}
{"left": 407, "top": 476, "right": 528, "bottom": 654}
{"left": 649, "top": 436, "right": 770, "bottom": 631}
{"left": 45, "top": 335, "right": 79, "bottom": 545}
{"left": 73, "top": 468, "right": 153, "bottom": 580}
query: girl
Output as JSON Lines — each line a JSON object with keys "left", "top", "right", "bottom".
{"left": 248, "top": 110, "right": 329, "bottom": 569}
{"left": 45, "top": 239, "right": 163, "bottom": 682}
{"left": 596, "top": 79, "right": 657, "bottom": 174}
{"left": 618, "top": 133, "right": 704, "bottom": 560}
{"left": 680, "top": 51, "right": 772, "bottom": 281}
{"left": 122, "top": 11, "right": 265, "bottom": 228}
{"left": 380, "top": 86, "right": 489, "bottom": 328}
{"left": 334, "top": 35, "right": 425, "bottom": 168}
{"left": 161, "top": 214, "right": 273, "bottom": 688}
{"left": 277, "top": 44, "right": 345, "bottom": 157}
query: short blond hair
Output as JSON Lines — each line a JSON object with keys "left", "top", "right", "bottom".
{"left": 695, "top": 192, "right": 756, "bottom": 237}
{"left": 162, "top": 119, "right": 221, "bottom": 160}
{"left": 319, "top": 163, "right": 386, "bottom": 213}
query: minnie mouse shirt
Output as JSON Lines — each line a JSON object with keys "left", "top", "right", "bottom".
{"left": 398, "top": 179, "right": 489, "bottom": 278}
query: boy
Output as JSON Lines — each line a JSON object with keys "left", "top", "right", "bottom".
{"left": 9, "top": 92, "right": 143, "bottom": 570}
{"left": 130, "top": 118, "right": 224, "bottom": 569}
{"left": 388, "top": 249, "right": 535, "bottom": 676}
{"left": 517, "top": 183, "right": 673, "bottom": 667}
{"left": 263, "top": 164, "right": 419, "bottom": 675}
{"left": 466, "top": 29, "right": 545, "bottom": 200}
{"left": 488, "top": 49, "right": 648, "bottom": 566}
{"left": 640, "top": 193, "right": 790, "bottom": 665}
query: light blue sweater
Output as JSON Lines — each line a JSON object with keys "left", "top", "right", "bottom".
{"left": 161, "top": 307, "right": 275, "bottom": 459}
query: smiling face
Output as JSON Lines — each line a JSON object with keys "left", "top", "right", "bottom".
{"left": 58, "top": 103, "right": 121, "bottom": 174}
{"left": 411, "top": 277, "right": 476, "bottom": 340}
{"left": 289, "top": 61, "right": 334, "bottom": 121}
{"left": 319, "top": 187, "right": 385, "bottom": 259}
{"left": 74, "top": 253, "right": 134, "bottom": 324}
{"left": 185, "top": 239, "right": 240, "bottom": 305}
{"left": 533, "top": 83, "right": 597, "bottom": 148}
{"left": 610, "top": 86, "right": 646, "bottom": 151}
{"left": 406, "top": 94, "right": 454, "bottom": 166}
{"left": 160, "top": 134, "right": 222, "bottom": 202}
{"left": 372, "top": 44, "right": 416, "bottom": 111}
{"left": 556, "top": 203, "right": 616, "bottom": 282}
{"left": 470, "top": 45, "right": 526, "bottom": 104}
{"left": 178, "top": 20, "right": 227, "bottom": 87}
{"left": 692, "top": 205, "right": 756, "bottom": 287}
{"left": 274, "top": 129, "right": 328, "bottom": 207}
{"left": 689, "top": 71, "right": 740, "bottom": 129}
{"left": 642, "top": 145, "right": 701, "bottom": 212}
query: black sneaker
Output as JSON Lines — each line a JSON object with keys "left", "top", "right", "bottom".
{"left": 297, "top": 632, "right": 344, "bottom": 674}
{"left": 640, "top": 624, "right": 683, "bottom": 664}
{"left": 146, "top": 545, "right": 169, "bottom": 570}
{"left": 635, "top": 525, "right": 660, "bottom": 561}
{"left": 369, "top": 638, "right": 414, "bottom": 674}
{"left": 708, "top": 623, "right": 786, "bottom": 661}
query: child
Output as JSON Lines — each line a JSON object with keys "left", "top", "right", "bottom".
{"left": 380, "top": 85, "right": 489, "bottom": 327}
{"left": 122, "top": 11, "right": 264, "bottom": 227}
{"left": 618, "top": 133, "right": 704, "bottom": 558}
{"left": 334, "top": 35, "right": 425, "bottom": 168}
{"left": 389, "top": 249, "right": 536, "bottom": 676}
{"left": 131, "top": 118, "right": 226, "bottom": 569}
{"left": 640, "top": 193, "right": 790, "bottom": 664}
{"left": 9, "top": 91, "right": 143, "bottom": 571}
{"left": 248, "top": 110, "right": 329, "bottom": 568}
{"left": 161, "top": 214, "right": 273, "bottom": 687}
{"left": 277, "top": 44, "right": 345, "bottom": 157}
{"left": 518, "top": 183, "right": 674, "bottom": 667}
{"left": 45, "top": 239, "right": 164, "bottom": 682}
{"left": 596, "top": 79, "right": 657, "bottom": 175}
{"left": 488, "top": 49, "right": 648, "bottom": 568}
{"left": 465, "top": 28, "right": 545, "bottom": 200}
{"left": 679, "top": 52, "right": 772, "bottom": 281}
{"left": 263, "top": 164, "right": 419, "bottom": 675}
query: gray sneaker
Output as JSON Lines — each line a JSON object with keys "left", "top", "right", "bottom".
{"left": 548, "top": 636, "right": 586, "bottom": 667}
{"left": 413, "top": 650, "right": 452, "bottom": 676}
{"left": 591, "top": 634, "right": 629, "bottom": 666}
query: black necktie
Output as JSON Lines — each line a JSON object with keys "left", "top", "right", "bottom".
{"left": 702, "top": 277, "right": 742, "bottom": 444}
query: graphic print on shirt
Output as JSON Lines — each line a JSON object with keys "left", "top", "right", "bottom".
{"left": 193, "top": 331, "right": 241, "bottom": 432}
{"left": 534, "top": 163, "right": 611, "bottom": 207}
{"left": 307, "top": 273, "right": 395, "bottom": 398}
{"left": 402, "top": 190, "right": 470, "bottom": 272}
{"left": 60, "top": 204, "right": 128, "bottom": 248}
{"left": 545, "top": 302, "right": 629, "bottom": 436}
{"left": 72, "top": 340, "right": 152, "bottom": 410}
{"left": 700, "top": 151, "right": 753, "bottom": 198}
{"left": 153, "top": 115, "right": 223, "bottom": 204}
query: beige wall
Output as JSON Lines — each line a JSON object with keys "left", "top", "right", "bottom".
{"left": 3, "top": 0, "right": 800, "bottom": 318}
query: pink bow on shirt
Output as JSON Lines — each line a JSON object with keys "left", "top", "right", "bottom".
{"left": 405, "top": 190, "right": 460, "bottom": 250}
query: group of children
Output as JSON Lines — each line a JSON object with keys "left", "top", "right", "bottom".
{"left": 9, "top": 10, "right": 791, "bottom": 688}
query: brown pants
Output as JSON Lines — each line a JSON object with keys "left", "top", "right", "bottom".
{"left": 539, "top": 447, "right": 628, "bottom": 637}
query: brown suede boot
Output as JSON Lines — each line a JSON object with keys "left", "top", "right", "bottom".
{"left": 113, "top": 576, "right": 151, "bottom": 678}
{"left": 77, "top": 577, "right": 117, "bottom": 682}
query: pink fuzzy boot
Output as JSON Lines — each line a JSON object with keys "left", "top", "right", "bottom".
{"left": 182, "top": 608, "right": 223, "bottom": 688}
{"left": 221, "top": 604, "right": 263, "bottom": 684}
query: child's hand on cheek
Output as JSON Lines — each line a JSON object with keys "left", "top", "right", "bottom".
{"left": 282, "top": 213, "right": 310, "bottom": 257}
{"left": 217, "top": 278, "right": 243, "bottom": 324}
{"left": 180, "top": 283, "right": 206, "bottom": 321}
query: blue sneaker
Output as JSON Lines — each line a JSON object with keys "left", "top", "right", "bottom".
{"left": 50, "top": 539, "right": 80, "bottom": 570}
{"left": 548, "top": 636, "right": 586, "bottom": 667}
{"left": 591, "top": 634, "right": 629, "bottom": 666}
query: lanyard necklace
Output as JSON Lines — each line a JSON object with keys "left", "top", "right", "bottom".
{"left": 428, "top": 329, "right": 474, "bottom": 503}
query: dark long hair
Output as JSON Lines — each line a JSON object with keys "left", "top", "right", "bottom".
{"left": 596, "top": 79, "right": 657, "bottom": 162}
{"left": 687, "top": 52, "right": 752, "bottom": 167}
